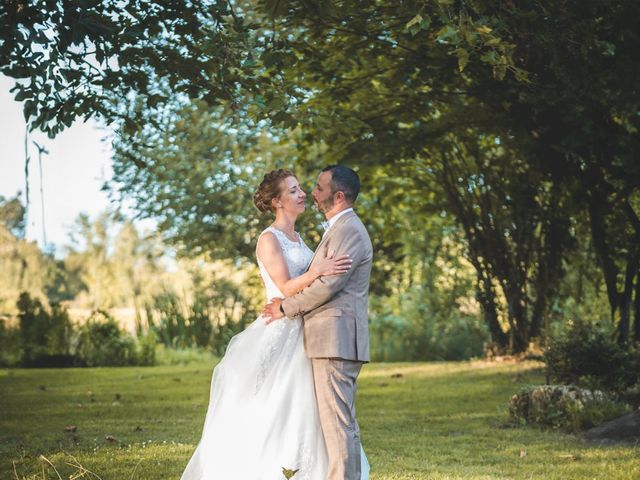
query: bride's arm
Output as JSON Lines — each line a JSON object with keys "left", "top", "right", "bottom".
{"left": 257, "top": 232, "right": 351, "bottom": 298}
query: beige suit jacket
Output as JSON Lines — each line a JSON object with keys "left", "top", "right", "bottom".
{"left": 282, "top": 211, "right": 372, "bottom": 362}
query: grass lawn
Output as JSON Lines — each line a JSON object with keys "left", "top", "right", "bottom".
{"left": 1, "top": 359, "right": 638, "bottom": 479}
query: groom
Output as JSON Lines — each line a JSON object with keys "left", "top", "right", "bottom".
{"left": 264, "top": 165, "right": 373, "bottom": 480}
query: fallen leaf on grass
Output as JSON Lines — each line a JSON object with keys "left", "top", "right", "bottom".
{"left": 559, "top": 454, "right": 580, "bottom": 461}
{"left": 519, "top": 449, "right": 527, "bottom": 458}
{"left": 282, "top": 467, "right": 299, "bottom": 479}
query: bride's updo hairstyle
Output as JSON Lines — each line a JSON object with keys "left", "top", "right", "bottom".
{"left": 253, "top": 169, "right": 296, "bottom": 213}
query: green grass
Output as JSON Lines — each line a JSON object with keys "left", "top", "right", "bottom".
{"left": 1, "top": 360, "right": 638, "bottom": 479}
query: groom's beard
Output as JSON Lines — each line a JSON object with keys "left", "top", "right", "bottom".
{"left": 315, "top": 196, "right": 334, "bottom": 215}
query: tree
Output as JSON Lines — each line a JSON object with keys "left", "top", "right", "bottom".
{"left": 0, "top": 193, "right": 26, "bottom": 238}
{"left": 6, "top": 1, "right": 640, "bottom": 350}
{"left": 254, "top": 0, "right": 640, "bottom": 348}
{"left": 64, "top": 211, "right": 167, "bottom": 310}
{"left": 108, "top": 99, "right": 327, "bottom": 261}
{"left": 1, "top": 1, "right": 518, "bottom": 136}
{"left": 1, "top": 0, "right": 261, "bottom": 137}
{"left": 0, "top": 194, "right": 59, "bottom": 314}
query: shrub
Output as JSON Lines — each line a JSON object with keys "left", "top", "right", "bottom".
{"left": 11, "top": 292, "right": 158, "bottom": 368}
{"left": 75, "top": 310, "right": 138, "bottom": 367}
{"left": 17, "top": 292, "right": 75, "bottom": 367}
{"left": 147, "top": 292, "right": 191, "bottom": 348}
{"left": 136, "top": 330, "right": 157, "bottom": 366}
{"left": 147, "top": 278, "right": 256, "bottom": 355}
{"left": 369, "top": 288, "right": 489, "bottom": 361}
{"left": 544, "top": 319, "right": 639, "bottom": 395}
{"left": 0, "top": 317, "right": 22, "bottom": 367}
{"left": 509, "top": 385, "right": 631, "bottom": 432}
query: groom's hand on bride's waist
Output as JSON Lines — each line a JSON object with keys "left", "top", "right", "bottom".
{"left": 263, "top": 298, "right": 285, "bottom": 324}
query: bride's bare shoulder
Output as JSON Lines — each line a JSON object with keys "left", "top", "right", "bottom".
{"left": 256, "top": 230, "right": 283, "bottom": 259}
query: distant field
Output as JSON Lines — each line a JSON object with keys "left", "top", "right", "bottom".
{"left": 1, "top": 360, "right": 638, "bottom": 479}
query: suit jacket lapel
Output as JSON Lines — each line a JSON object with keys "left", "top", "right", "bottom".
{"left": 308, "top": 211, "right": 357, "bottom": 268}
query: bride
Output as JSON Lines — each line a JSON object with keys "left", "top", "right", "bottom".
{"left": 180, "top": 169, "right": 370, "bottom": 479}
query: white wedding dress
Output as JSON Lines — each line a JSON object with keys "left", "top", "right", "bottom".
{"left": 181, "top": 227, "right": 369, "bottom": 480}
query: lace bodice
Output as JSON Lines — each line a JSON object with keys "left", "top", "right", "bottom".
{"left": 256, "top": 227, "right": 314, "bottom": 301}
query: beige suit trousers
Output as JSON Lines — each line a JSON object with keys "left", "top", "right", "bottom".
{"left": 311, "top": 358, "right": 363, "bottom": 480}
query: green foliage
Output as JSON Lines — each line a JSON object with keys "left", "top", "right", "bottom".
{"left": 545, "top": 320, "right": 640, "bottom": 394}
{"left": 64, "top": 211, "right": 170, "bottom": 311}
{"left": 148, "top": 275, "right": 257, "bottom": 356}
{"left": 11, "top": 295, "right": 158, "bottom": 368}
{"left": 422, "top": 135, "right": 577, "bottom": 352}
{"left": 1, "top": 0, "right": 259, "bottom": 138}
{"left": 6, "top": 0, "right": 640, "bottom": 354}
{"left": 75, "top": 310, "right": 139, "bottom": 367}
{"left": 509, "top": 385, "right": 630, "bottom": 432}
{"left": 17, "top": 292, "right": 74, "bottom": 367}
{"left": 147, "top": 292, "right": 192, "bottom": 349}
{"left": 370, "top": 286, "right": 489, "bottom": 362}
{"left": 0, "top": 222, "right": 63, "bottom": 317}
{"left": 0, "top": 193, "right": 26, "bottom": 238}
{"left": 136, "top": 330, "right": 157, "bottom": 367}
{"left": 0, "top": 317, "right": 21, "bottom": 367}
{"left": 108, "top": 100, "right": 320, "bottom": 261}
{"left": 101, "top": 1, "right": 640, "bottom": 354}
{"left": 254, "top": 0, "right": 640, "bottom": 349}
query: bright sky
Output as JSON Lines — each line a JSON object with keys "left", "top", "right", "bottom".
{"left": 0, "top": 74, "right": 116, "bottom": 254}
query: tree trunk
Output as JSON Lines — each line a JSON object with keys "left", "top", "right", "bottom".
{"left": 618, "top": 255, "right": 638, "bottom": 345}
{"left": 634, "top": 269, "right": 640, "bottom": 343}
{"left": 623, "top": 200, "right": 640, "bottom": 344}
{"left": 618, "top": 248, "right": 639, "bottom": 344}
{"left": 529, "top": 208, "right": 565, "bottom": 340}
{"left": 585, "top": 185, "right": 620, "bottom": 322}
{"left": 505, "top": 289, "right": 529, "bottom": 353}
{"left": 475, "top": 271, "right": 508, "bottom": 349}
{"left": 529, "top": 291, "right": 547, "bottom": 341}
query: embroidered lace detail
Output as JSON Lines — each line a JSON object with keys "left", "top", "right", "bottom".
{"left": 263, "top": 227, "right": 313, "bottom": 280}
{"left": 255, "top": 226, "right": 313, "bottom": 302}
{"left": 254, "top": 227, "right": 313, "bottom": 394}
{"left": 293, "top": 441, "right": 315, "bottom": 480}
{"left": 255, "top": 319, "right": 285, "bottom": 394}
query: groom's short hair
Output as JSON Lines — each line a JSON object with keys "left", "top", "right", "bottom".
{"left": 322, "top": 165, "right": 360, "bottom": 204}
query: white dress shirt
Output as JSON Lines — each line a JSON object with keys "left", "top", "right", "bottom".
{"left": 322, "top": 208, "right": 353, "bottom": 237}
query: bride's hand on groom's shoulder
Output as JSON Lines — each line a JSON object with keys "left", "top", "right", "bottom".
{"left": 263, "top": 298, "right": 284, "bottom": 324}
{"left": 309, "top": 250, "right": 352, "bottom": 279}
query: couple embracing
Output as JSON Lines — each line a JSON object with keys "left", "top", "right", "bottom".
{"left": 181, "top": 165, "right": 373, "bottom": 480}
